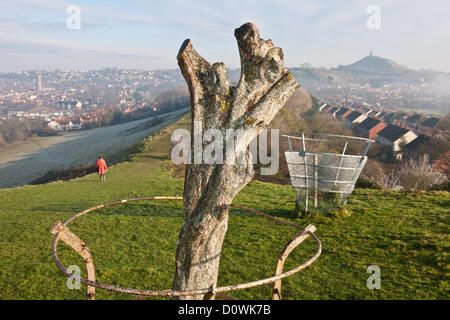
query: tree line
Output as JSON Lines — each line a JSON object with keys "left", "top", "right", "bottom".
{"left": 0, "top": 118, "right": 56, "bottom": 150}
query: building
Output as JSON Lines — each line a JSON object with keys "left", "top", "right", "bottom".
{"left": 434, "top": 150, "right": 450, "bottom": 177}
{"left": 404, "top": 134, "right": 430, "bottom": 156}
{"left": 364, "top": 109, "right": 375, "bottom": 116}
{"left": 421, "top": 117, "right": 440, "bottom": 128}
{"left": 321, "top": 104, "right": 332, "bottom": 112}
{"left": 69, "top": 120, "right": 82, "bottom": 130}
{"left": 47, "top": 120, "right": 60, "bottom": 131}
{"left": 376, "top": 111, "right": 387, "bottom": 120}
{"left": 382, "top": 112, "right": 396, "bottom": 123}
{"left": 37, "top": 74, "right": 43, "bottom": 92}
{"left": 355, "top": 117, "right": 387, "bottom": 139}
{"left": 318, "top": 103, "right": 328, "bottom": 112}
{"left": 377, "top": 124, "right": 418, "bottom": 159}
{"left": 420, "top": 117, "right": 441, "bottom": 136}
{"left": 345, "top": 111, "right": 367, "bottom": 127}
{"left": 47, "top": 119, "right": 71, "bottom": 132}
{"left": 392, "top": 113, "right": 408, "bottom": 125}
{"left": 334, "top": 107, "right": 352, "bottom": 120}
{"left": 328, "top": 107, "right": 340, "bottom": 117}
{"left": 371, "top": 110, "right": 382, "bottom": 118}
{"left": 406, "top": 114, "right": 423, "bottom": 126}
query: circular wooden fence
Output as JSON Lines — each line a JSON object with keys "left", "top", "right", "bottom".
{"left": 50, "top": 196, "right": 322, "bottom": 300}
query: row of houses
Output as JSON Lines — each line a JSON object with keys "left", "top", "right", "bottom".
{"left": 45, "top": 107, "right": 110, "bottom": 131}
{"left": 320, "top": 103, "right": 441, "bottom": 134}
{"left": 320, "top": 104, "right": 419, "bottom": 159}
{"left": 47, "top": 119, "right": 83, "bottom": 131}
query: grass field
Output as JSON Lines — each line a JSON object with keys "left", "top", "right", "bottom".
{"left": 0, "top": 116, "right": 448, "bottom": 300}
{"left": 0, "top": 108, "right": 187, "bottom": 188}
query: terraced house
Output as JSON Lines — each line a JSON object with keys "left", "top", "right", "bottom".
{"left": 355, "top": 117, "right": 387, "bottom": 139}
{"left": 328, "top": 106, "right": 340, "bottom": 117}
{"left": 345, "top": 111, "right": 367, "bottom": 127}
{"left": 377, "top": 124, "right": 418, "bottom": 159}
{"left": 334, "top": 107, "right": 352, "bottom": 120}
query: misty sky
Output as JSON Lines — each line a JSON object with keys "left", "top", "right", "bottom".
{"left": 0, "top": 0, "right": 449, "bottom": 72}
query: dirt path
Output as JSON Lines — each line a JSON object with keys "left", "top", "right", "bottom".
{"left": 0, "top": 109, "right": 188, "bottom": 188}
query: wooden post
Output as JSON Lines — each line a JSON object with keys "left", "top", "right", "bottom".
{"left": 314, "top": 154, "right": 318, "bottom": 208}
{"left": 50, "top": 221, "right": 96, "bottom": 300}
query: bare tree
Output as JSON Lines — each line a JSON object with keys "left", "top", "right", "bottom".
{"left": 397, "top": 154, "right": 445, "bottom": 192}
{"left": 173, "top": 23, "right": 299, "bottom": 299}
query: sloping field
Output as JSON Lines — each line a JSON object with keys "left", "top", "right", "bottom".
{"left": 0, "top": 108, "right": 188, "bottom": 188}
{"left": 0, "top": 116, "right": 448, "bottom": 300}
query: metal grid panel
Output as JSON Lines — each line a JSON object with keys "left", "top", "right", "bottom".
{"left": 283, "top": 133, "right": 373, "bottom": 213}
{"left": 285, "top": 151, "right": 367, "bottom": 194}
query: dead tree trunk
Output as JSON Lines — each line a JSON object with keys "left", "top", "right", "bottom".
{"left": 173, "top": 23, "right": 299, "bottom": 299}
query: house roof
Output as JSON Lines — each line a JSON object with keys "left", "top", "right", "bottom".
{"left": 321, "top": 104, "right": 331, "bottom": 112}
{"left": 346, "top": 111, "right": 363, "bottom": 122}
{"left": 328, "top": 107, "right": 339, "bottom": 114}
{"left": 406, "top": 114, "right": 422, "bottom": 124}
{"left": 405, "top": 134, "right": 430, "bottom": 151}
{"left": 378, "top": 124, "right": 409, "bottom": 142}
{"left": 383, "top": 112, "right": 396, "bottom": 122}
{"left": 357, "top": 117, "right": 382, "bottom": 130}
{"left": 421, "top": 117, "right": 440, "bottom": 128}
{"left": 335, "top": 108, "right": 349, "bottom": 117}
{"left": 56, "top": 119, "right": 70, "bottom": 125}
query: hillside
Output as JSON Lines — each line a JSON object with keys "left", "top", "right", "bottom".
{"left": 0, "top": 116, "right": 448, "bottom": 300}
{"left": 337, "top": 54, "right": 409, "bottom": 75}
{"left": 0, "top": 109, "right": 188, "bottom": 188}
{"left": 290, "top": 54, "right": 450, "bottom": 89}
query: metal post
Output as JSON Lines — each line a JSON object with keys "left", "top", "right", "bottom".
{"left": 314, "top": 154, "right": 318, "bottom": 208}
{"left": 302, "top": 133, "right": 308, "bottom": 213}
{"left": 362, "top": 140, "right": 374, "bottom": 157}
{"left": 334, "top": 141, "right": 347, "bottom": 185}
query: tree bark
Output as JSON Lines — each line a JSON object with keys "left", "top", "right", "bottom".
{"left": 173, "top": 23, "right": 300, "bottom": 299}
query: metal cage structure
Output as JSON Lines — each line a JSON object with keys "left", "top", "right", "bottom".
{"left": 283, "top": 133, "right": 374, "bottom": 213}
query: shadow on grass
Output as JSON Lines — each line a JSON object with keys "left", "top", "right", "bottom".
{"left": 91, "top": 202, "right": 185, "bottom": 218}
{"left": 32, "top": 200, "right": 185, "bottom": 218}
{"left": 138, "top": 155, "right": 169, "bottom": 160}
{"left": 230, "top": 207, "right": 298, "bottom": 220}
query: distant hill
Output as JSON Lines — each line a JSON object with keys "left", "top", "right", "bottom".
{"left": 336, "top": 54, "right": 409, "bottom": 75}
{"left": 289, "top": 54, "right": 450, "bottom": 115}
{"left": 291, "top": 54, "right": 450, "bottom": 89}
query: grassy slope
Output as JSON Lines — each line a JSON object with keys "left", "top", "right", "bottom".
{"left": 0, "top": 116, "right": 448, "bottom": 300}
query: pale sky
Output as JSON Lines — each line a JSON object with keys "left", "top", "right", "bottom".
{"left": 0, "top": 0, "right": 449, "bottom": 72}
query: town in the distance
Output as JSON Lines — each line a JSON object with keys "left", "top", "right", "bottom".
{"left": 0, "top": 53, "right": 449, "bottom": 165}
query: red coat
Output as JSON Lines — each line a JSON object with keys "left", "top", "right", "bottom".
{"left": 96, "top": 158, "right": 107, "bottom": 175}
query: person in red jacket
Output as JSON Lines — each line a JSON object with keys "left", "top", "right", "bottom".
{"left": 96, "top": 156, "right": 108, "bottom": 182}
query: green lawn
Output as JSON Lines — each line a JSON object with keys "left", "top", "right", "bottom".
{"left": 0, "top": 116, "right": 448, "bottom": 300}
